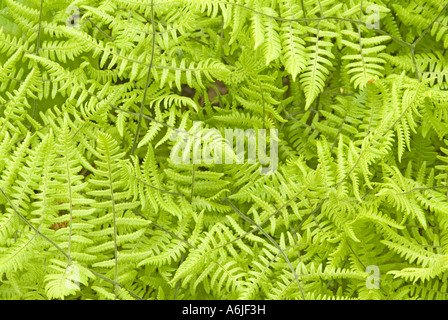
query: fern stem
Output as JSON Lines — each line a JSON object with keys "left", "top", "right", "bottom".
{"left": 130, "top": 0, "right": 156, "bottom": 156}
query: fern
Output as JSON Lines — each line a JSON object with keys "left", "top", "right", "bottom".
{"left": 1, "top": 0, "right": 448, "bottom": 301}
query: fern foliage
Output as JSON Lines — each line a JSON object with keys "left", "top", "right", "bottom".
{"left": 1, "top": 0, "right": 448, "bottom": 300}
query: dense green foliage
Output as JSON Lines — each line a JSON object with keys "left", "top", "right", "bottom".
{"left": 1, "top": 0, "right": 448, "bottom": 300}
